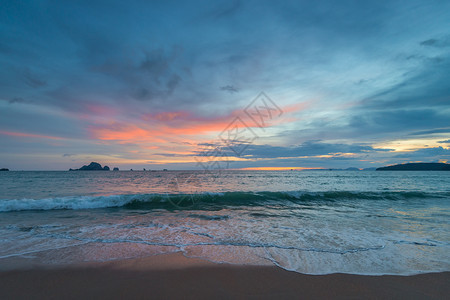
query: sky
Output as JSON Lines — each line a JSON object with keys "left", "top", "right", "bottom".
{"left": 0, "top": 0, "right": 449, "bottom": 170}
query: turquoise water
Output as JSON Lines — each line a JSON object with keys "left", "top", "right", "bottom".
{"left": 0, "top": 170, "right": 449, "bottom": 274}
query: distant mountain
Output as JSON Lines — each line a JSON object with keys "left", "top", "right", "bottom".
{"left": 376, "top": 163, "right": 450, "bottom": 171}
{"left": 0, "top": 168, "right": 9, "bottom": 171}
{"left": 328, "top": 167, "right": 361, "bottom": 171}
{"left": 344, "top": 167, "right": 360, "bottom": 171}
{"left": 304, "top": 167, "right": 374, "bottom": 171}
{"left": 69, "top": 162, "right": 110, "bottom": 171}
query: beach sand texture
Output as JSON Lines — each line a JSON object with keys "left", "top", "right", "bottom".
{"left": 1, "top": 253, "right": 449, "bottom": 300}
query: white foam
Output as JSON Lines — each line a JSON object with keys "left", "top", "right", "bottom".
{"left": 0, "top": 194, "right": 149, "bottom": 212}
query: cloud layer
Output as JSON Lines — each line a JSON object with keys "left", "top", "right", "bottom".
{"left": 0, "top": 0, "right": 449, "bottom": 169}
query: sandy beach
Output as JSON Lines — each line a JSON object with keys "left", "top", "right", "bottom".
{"left": 0, "top": 253, "right": 448, "bottom": 300}
{"left": 2, "top": 0, "right": 450, "bottom": 298}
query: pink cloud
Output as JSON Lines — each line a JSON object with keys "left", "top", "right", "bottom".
{"left": 0, "top": 130, "right": 64, "bottom": 140}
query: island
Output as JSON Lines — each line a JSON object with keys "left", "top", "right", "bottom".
{"left": 0, "top": 168, "right": 9, "bottom": 171}
{"left": 113, "top": 167, "right": 119, "bottom": 171}
{"left": 376, "top": 162, "right": 450, "bottom": 171}
{"left": 69, "top": 162, "right": 110, "bottom": 171}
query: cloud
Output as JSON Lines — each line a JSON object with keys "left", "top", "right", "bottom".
{"left": 204, "top": 0, "right": 242, "bottom": 20}
{"left": 0, "top": 130, "right": 64, "bottom": 140}
{"left": 220, "top": 85, "right": 239, "bottom": 93}
{"left": 152, "top": 153, "right": 180, "bottom": 157}
{"left": 409, "top": 128, "right": 450, "bottom": 136}
{"left": 89, "top": 99, "right": 306, "bottom": 143}
{"left": 437, "top": 139, "right": 450, "bottom": 144}
{"left": 350, "top": 109, "right": 450, "bottom": 135}
{"left": 136, "top": 48, "right": 183, "bottom": 99}
{"left": 355, "top": 59, "right": 450, "bottom": 112}
{"left": 420, "top": 37, "right": 450, "bottom": 48}
{"left": 8, "top": 97, "right": 28, "bottom": 104}
{"left": 258, "top": 141, "right": 390, "bottom": 158}
{"left": 194, "top": 140, "right": 391, "bottom": 159}
{"left": 1, "top": 0, "right": 450, "bottom": 169}
{"left": 393, "top": 146, "right": 450, "bottom": 159}
{"left": 23, "top": 69, "right": 47, "bottom": 88}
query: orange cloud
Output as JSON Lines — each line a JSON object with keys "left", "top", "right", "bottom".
{"left": 89, "top": 102, "right": 308, "bottom": 143}
{"left": 90, "top": 123, "right": 167, "bottom": 143}
{"left": 144, "top": 111, "right": 189, "bottom": 122}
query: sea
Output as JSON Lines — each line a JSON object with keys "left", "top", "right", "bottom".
{"left": 0, "top": 170, "right": 449, "bottom": 275}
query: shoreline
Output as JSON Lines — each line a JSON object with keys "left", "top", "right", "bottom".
{"left": 1, "top": 253, "right": 449, "bottom": 299}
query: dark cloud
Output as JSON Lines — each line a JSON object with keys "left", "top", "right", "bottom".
{"left": 204, "top": 0, "right": 242, "bottom": 20}
{"left": 23, "top": 69, "right": 46, "bottom": 88}
{"left": 153, "top": 153, "right": 180, "bottom": 157}
{"left": 139, "top": 49, "right": 177, "bottom": 82}
{"left": 409, "top": 128, "right": 450, "bottom": 136}
{"left": 166, "top": 74, "right": 182, "bottom": 93}
{"left": 195, "top": 141, "right": 391, "bottom": 159}
{"left": 437, "top": 139, "right": 450, "bottom": 144}
{"left": 420, "top": 37, "right": 450, "bottom": 48}
{"left": 357, "top": 60, "right": 450, "bottom": 111}
{"left": 280, "top": 108, "right": 450, "bottom": 145}
{"left": 351, "top": 109, "right": 450, "bottom": 135}
{"left": 241, "top": 141, "right": 390, "bottom": 159}
{"left": 220, "top": 85, "right": 239, "bottom": 93}
{"left": 87, "top": 46, "right": 185, "bottom": 102}
{"left": 287, "top": 55, "right": 450, "bottom": 143}
{"left": 8, "top": 97, "right": 28, "bottom": 104}
{"left": 421, "top": 39, "right": 439, "bottom": 46}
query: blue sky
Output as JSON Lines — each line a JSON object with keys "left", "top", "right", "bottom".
{"left": 0, "top": 0, "right": 449, "bottom": 170}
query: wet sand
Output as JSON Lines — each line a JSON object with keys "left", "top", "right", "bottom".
{"left": 0, "top": 253, "right": 448, "bottom": 299}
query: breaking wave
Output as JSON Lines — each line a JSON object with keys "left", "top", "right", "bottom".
{"left": 1, "top": 191, "right": 448, "bottom": 212}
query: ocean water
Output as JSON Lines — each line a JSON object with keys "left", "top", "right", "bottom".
{"left": 0, "top": 170, "right": 449, "bottom": 275}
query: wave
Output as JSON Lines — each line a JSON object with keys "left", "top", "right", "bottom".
{"left": 0, "top": 191, "right": 449, "bottom": 212}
